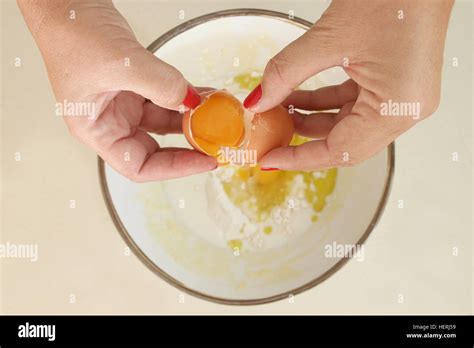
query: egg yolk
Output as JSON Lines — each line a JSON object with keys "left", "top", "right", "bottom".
{"left": 190, "top": 92, "right": 245, "bottom": 156}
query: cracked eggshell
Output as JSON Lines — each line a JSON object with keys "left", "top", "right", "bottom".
{"left": 182, "top": 89, "right": 294, "bottom": 164}
{"left": 243, "top": 105, "right": 294, "bottom": 161}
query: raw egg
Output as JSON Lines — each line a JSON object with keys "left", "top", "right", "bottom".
{"left": 182, "top": 90, "right": 294, "bottom": 165}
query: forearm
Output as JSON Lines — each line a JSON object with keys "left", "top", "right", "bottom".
{"left": 17, "top": 0, "right": 137, "bottom": 101}
{"left": 18, "top": 0, "right": 73, "bottom": 38}
{"left": 17, "top": 0, "right": 115, "bottom": 44}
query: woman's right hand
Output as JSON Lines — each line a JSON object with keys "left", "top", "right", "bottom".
{"left": 244, "top": 0, "right": 453, "bottom": 171}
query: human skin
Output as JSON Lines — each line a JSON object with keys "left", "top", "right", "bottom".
{"left": 244, "top": 0, "right": 454, "bottom": 170}
{"left": 18, "top": 0, "right": 217, "bottom": 182}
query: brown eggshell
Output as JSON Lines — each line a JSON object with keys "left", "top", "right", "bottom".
{"left": 182, "top": 109, "right": 202, "bottom": 152}
{"left": 244, "top": 105, "right": 294, "bottom": 161}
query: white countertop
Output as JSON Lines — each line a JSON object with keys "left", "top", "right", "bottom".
{"left": 1, "top": 0, "right": 472, "bottom": 314}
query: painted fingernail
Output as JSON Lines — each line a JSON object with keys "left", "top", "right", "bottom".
{"left": 261, "top": 167, "right": 279, "bottom": 171}
{"left": 182, "top": 85, "right": 201, "bottom": 109}
{"left": 243, "top": 84, "right": 262, "bottom": 109}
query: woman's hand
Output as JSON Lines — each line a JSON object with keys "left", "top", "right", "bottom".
{"left": 18, "top": 0, "right": 216, "bottom": 181}
{"left": 244, "top": 0, "right": 453, "bottom": 170}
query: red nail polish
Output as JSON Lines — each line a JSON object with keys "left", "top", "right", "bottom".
{"left": 243, "top": 84, "right": 262, "bottom": 109}
{"left": 182, "top": 85, "right": 201, "bottom": 109}
{"left": 261, "top": 167, "right": 279, "bottom": 171}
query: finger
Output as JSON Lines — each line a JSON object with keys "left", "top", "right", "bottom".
{"left": 261, "top": 91, "right": 410, "bottom": 170}
{"left": 335, "top": 101, "right": 355, "bottom": 123}
{"left": 293, "top": 100, "right": 356, "bottom": 139}
{"left": 100, "top": 129, "right": 217, "bottom": 182}
{"left": 261, "top": 116, "right": 405, "bottom": 171}
{"left": 283, "top": 80, "right": 359, "bottom": 111}
{"left": 245, "top": 27, "right": 342, "bottom": 113}
{"left": 137, "top": 149, "right": 217, "bottom": 181}
{"left": 118, "top": 48, "right": 200, "bottom": 110}
{"left": 140, "top": 101, "right": 183, "bottom": 134}
{"left": 293, "top": 111, "right": 337, "bottom": 139}
{"left": 260, "top": 140, "right": 334, "bottom": 171}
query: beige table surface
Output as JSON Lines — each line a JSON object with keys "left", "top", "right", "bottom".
{"left": 1, "top": 0, "right": 473, "bottom": 314}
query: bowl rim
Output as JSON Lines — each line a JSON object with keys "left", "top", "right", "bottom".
{"left": 97, "top": 8, "right": 396, "bottom": 306}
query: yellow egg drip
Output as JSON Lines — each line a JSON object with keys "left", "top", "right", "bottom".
{"left": 222, "top": 142, "right": 337, "bottom": 226}
{"left": 222, "top": 165, "right": 296, "bottom": 222}
{"left": 289, "top": 135, "right": 338, "bottom": 221}
{"left": 228, "top": 239, "right": 242, "bottom": 251}
{"left": 233, "top": 73, "right": 262, "bottom": 91}
{"left": 263, "top": 226, "right": 273, "bottom": 235}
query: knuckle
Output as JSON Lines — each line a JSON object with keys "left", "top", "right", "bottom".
{"left": 334, "top": 156, "right": 357, "bottom": 167}
{"left": 330, "top": 148, "right": 359, "bottom": 167}
{"left": 125, "top": 167, "right": 146, "bottom": 183}
{"left": 266, "top": 56, "right": 290, "bottom": 86}
{"left": 399, "top": 81, "right": 441, "bottom": 120}
{"left": 128, "top": 173, "right": 145, "bottom": 183}
{"left": 422, "top": 94, "right": 441, "bottom": 118}
{"left": 155, "top": 69, "right": 187, "bottom": 107}
{"left": 67, "top": 124, "right": 84, "bottom": 143}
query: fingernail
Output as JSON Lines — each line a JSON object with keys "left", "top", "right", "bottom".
{"left": 183, "top": 85, "right": 201, "bottom": 109}
{"left": 261, "top": 167, "right": 279, "bottom": 171}
{"left": 243, "top": 84, "right": 262, "bottom": 109}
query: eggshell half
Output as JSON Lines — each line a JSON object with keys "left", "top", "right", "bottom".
{"left": 182, "top": 90, "right": 224, "bottom": 156}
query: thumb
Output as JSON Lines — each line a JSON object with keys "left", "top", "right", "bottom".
{"left": 119, "top": 48, "right": 200, "bottom": 110}
{"left": 244, "top": 27, "right": 341, "bottom": 113}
